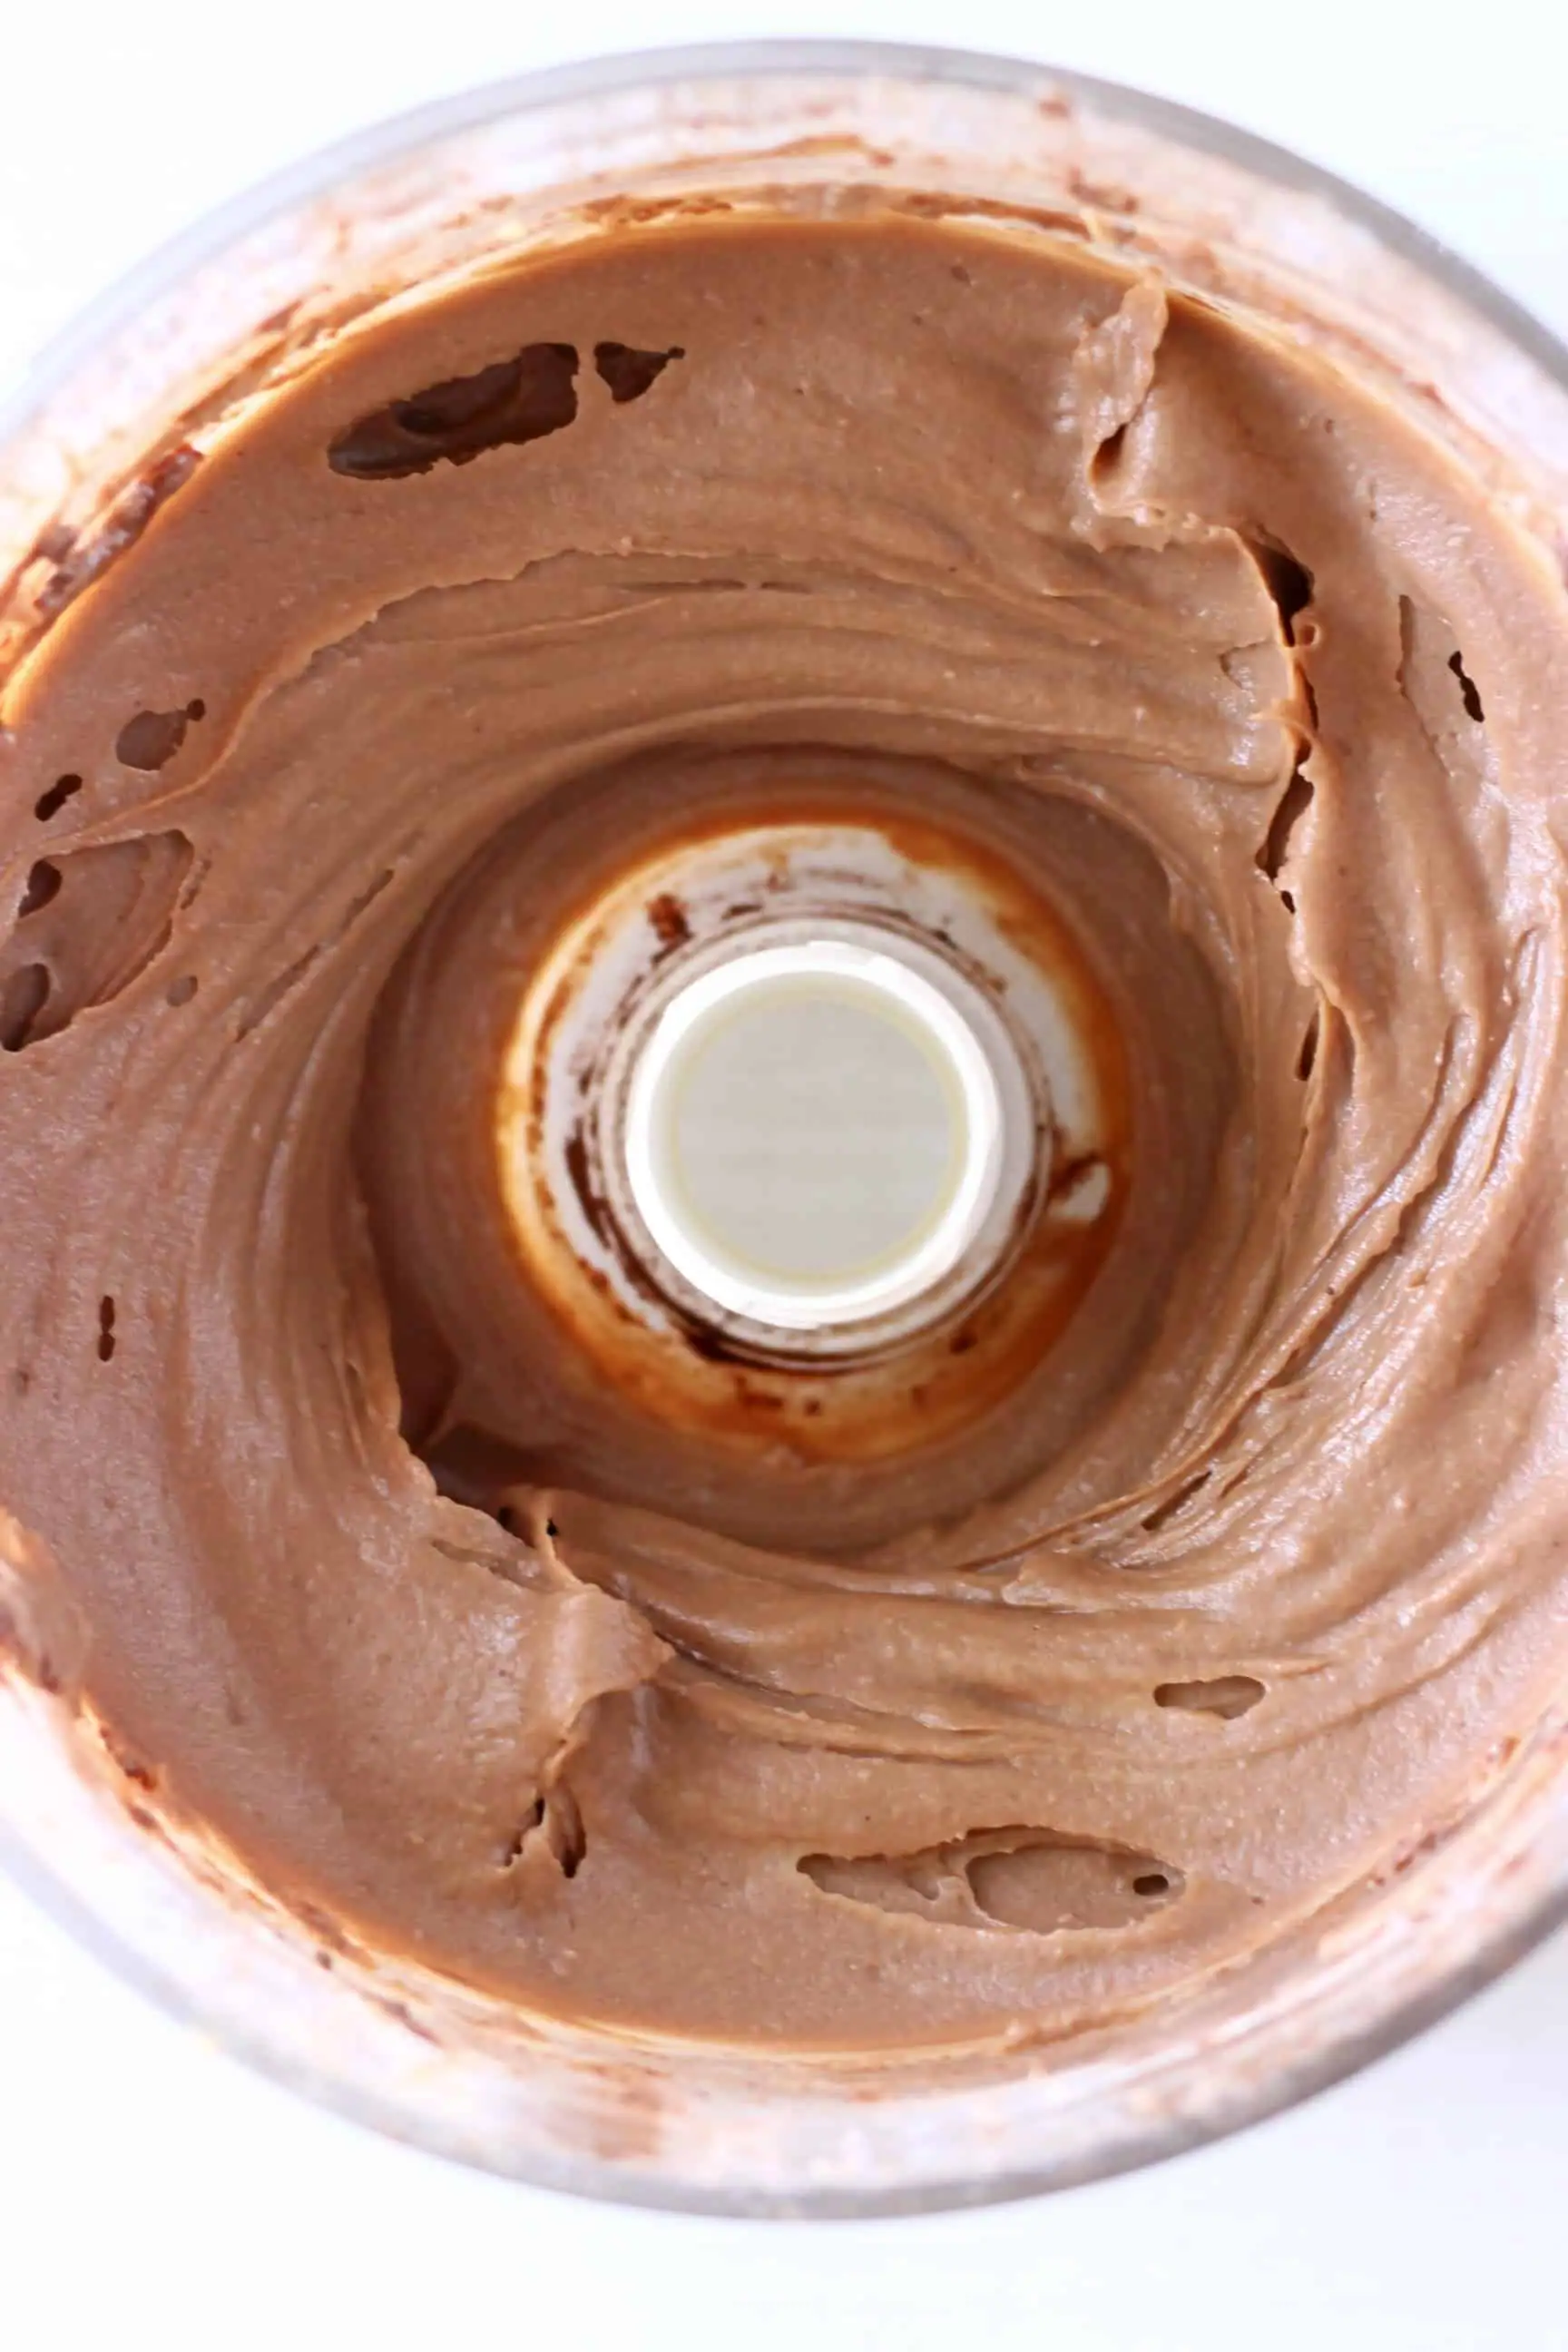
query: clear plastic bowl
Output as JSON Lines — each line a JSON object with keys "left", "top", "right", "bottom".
{"left": 2, "top": 40, "right": 1566, "bottom": 2216}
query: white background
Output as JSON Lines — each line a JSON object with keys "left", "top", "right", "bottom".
{"left": 2, "top": 3, "right": 1565, "bottom": 2346}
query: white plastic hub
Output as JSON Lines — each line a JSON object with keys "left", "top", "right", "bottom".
{"left": 622, "top": 936, "right": 1008, "bottom": 1331}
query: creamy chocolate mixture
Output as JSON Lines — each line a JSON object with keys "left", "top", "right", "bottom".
{"left": 3, "top": 215, "right": 1568, "bottom": 2051}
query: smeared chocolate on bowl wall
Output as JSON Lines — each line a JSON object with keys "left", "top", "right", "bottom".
{"left": 2, "top": 213, "right": 1567, "bottom": 2053}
